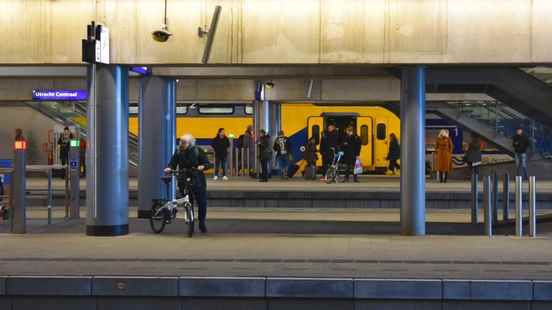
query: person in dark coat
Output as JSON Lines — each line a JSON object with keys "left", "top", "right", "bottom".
{"left": 319, "top": 123, "right": 339, "bottom": 181}
{"left": 512, "top": 127, "right": 530, "bottom": 179}
{"left": 273, "top": 130, "right": 291, "bottom": 179}
{"left": 57, "top": 127, "right": 73, "bottom": 166}
{"left": 387, "top": 133, "right": 400, "bottom": 175}
{"left": 165, "top": 134, "right": 212, "bottom": 233}
{"left": 304, "top": 137, "right": 318, "bottom": 167}
{"left": 341, "top": 125, "right": 361, "bottom": 182}
{"left": 212, "top": 128, "right": 230, "bottom": 180}
{"left": 464, "top": 133, "right": 482, "bottom": 176}
{"left": 258, "top": 129, "right": 272, "bottom": 182}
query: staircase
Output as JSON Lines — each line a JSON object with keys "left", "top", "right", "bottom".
{"left": 25, "top": 101, "right": 139, "bottom": 167}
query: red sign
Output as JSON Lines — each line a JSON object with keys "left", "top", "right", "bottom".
{"left": 14, "top": 141, "right": 27, "bottom": 150}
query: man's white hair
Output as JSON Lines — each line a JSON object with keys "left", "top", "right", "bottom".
{"left": 180, "top": 133, "right": 196, "bottom": 146}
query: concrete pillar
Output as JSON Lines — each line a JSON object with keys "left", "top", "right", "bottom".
{"left": 400, "top": 66, "right": 426, "bottom": 236}
{"left": 137, "top": 77, "right": 176, "bottom": 218}
{"left": 11, "top": 141, "right": 26, "bottom": 234}
{"left": 86, "top": 64, "right": 129, "bottom": 236}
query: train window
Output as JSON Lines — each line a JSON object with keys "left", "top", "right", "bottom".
{"left": 245, "top": 106, "right": 254, "bottom": 115}
{"left": 360, "top": 125, "right": 369, "bottom": 145}
{"left": 377, "top": 123, "right": 386, "bottom": 140}
{"left": 312, "top": 125, "right": 320, "bottom": 145}
{"left": 128, "top": 106, "right": 138, "bottom": 114}
{"left": 176, "top": 106, "right": 187, "bottom": 115}
{"left": 198, "top": 106, "right": 234, "bottom": 114}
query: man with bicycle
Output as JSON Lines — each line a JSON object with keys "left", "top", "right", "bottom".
{"left": 164, "top": 134, "right": 212, "bottom": 233}
{"left": 320, "top": 123, "right": 339, "bottom": 181}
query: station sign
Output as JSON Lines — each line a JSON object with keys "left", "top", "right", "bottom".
{"left": 70, "top": 160, "right": 79, "bottom": 170}
{"left": 32, "top": 89, "right": 88, "bottom": 101}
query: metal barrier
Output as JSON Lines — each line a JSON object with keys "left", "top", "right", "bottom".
{"left": 502, "top": 173, "right": 510, "bottom": 221}
{"left": 515, "top": 176, "right": 523, "bottom": 237}
{"left": 528, "top": 176, "right": 537, "bottom": 237}
{"left": 492, "top": 171, "right": 499, "bottom": 224}
{"left": 470, "top": 170, "right": 479, "bottom": 224}
{"left": 483, "top": 175, "right": 493, "bottom": 237}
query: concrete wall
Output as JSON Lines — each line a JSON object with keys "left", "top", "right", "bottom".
{"left": 0, "top": 105, "right": 57, "bottom": 164}
{"left": 0, "top": 0, "right": 551, "bottom": 65}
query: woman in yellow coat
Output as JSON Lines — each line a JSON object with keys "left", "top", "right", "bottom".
{"left": 435, "top": 129, "right": 453, "bottom": 183}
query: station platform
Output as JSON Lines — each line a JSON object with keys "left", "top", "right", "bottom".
{"left": 22, "top": 176, "right": 552, "bottom": 209}
{"left": 1, "top": 209, "right": 552, "bottom": 309}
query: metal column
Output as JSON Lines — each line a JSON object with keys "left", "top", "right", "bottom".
{"left": 529, "top": 176, "right": 536, "bottom": 237}
{"left": 137, "top": 77, "right": 176, "bottom": 218}
{"left": 68, "top": 142, "right": 80, "bottom": 219}
{"left": 502, "top": 174, "right": 510, "bottom": 221}
{"left": 470, "top": 169, "right": 479, "bottom": 224}
{"left": 86, "top": 64, "right": 129, "bottom": 236}
{"left": 400, "top": 66, "right": 426, "bottom": 236}
{"left": 11, "top": 141, "right": 26, "bottom": 234}
{"left": 483, "top": 176, "right": 493, "bottom": 237}
{"left": 515, "top": 176, "right": 523, "bottom": 237}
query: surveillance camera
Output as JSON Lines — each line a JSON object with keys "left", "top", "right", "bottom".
{"left": 152, "top": 25, "right": 172, "bottom": 42}
{"left": 265, "top": 81, "right": 275, "bottom": 89}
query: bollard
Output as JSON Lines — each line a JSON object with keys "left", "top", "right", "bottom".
{"left": 228, "top": 137, "right": 234, "bottom": 176}
{"left": 515, "top": 176, "right": 523, "bottom": 237}
{"left": 68, "top": 139, "right": 80, "bottom": 219}
{"left": 11, "top": 140, "right": 26, "bottom": 234}
{"left": 492, "top": 171, "right": 499, "bottom": 225}
{"left": 240, "top": 147, "right": 245, "bottom": 176}
{"left": 483, "top": 175, "right": 493, "bottom": 237}
{"left": 502, "top": 173, "right": 510, "bottom": 221}
{"left": 47, "top": 169, "right": 52, "bottom": 224}
{"left": 470, "top": 170, "right": 479, "bottom": 224}
{"left": 529, "top": 176, "right": 536, "bottom": 237}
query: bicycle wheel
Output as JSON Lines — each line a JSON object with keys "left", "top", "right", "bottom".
{"left": 185, "top": 204, "right": 195, "bottom": 237}
{"left": 325, "top": 166, "right": 336, "bottom": 184}
{"left": 149, "top": 203, "right": 167, "bottom": 234}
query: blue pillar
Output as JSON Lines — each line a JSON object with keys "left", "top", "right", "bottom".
{"left": 400, "top": 66, "right": 426, "bottom": 236}
{"left": 86, "top": 64, "right": 129, "bottom": 236}
{"left": 137, "top": 77, "right": 176, "bottom": 218}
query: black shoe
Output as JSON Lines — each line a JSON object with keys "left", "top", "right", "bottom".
{"left": 199, "top": 223, "right": 208, "bottom": 233}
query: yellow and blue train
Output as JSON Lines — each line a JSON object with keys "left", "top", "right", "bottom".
{"left": 129, "top": 103, "right": 401, "bottom": 172}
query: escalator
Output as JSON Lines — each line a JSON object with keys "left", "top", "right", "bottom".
{"left": 25, "top": 101, "right": 139, "bottom": 167}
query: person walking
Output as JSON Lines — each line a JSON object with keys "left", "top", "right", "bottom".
{"left": 512, "top": 127, "right": 530, "bottom": 179}
{"left": 303, "top": 137, "right": 318, "bottom": 180}
{"left": 57, "top": 127, "right": 73, "bottom": 166}
{"left": 319, "top": 123, "right": 339, "bottom": 181}
{"left": 464, "top": 133, "right": 482, "bottom": 176}
{"left": 165, "top": 134, "right": 212, "bottom": 234}
{"left": 273, "top": 130, "right": 291, "bottom": 179}
{"left": 341, "top": 125, "right": 361, "bottom": 183}
{"left": 387, "top": 133, "right": 400, "bottom": 175}
{"left": 212, "top": 128, "right": 230, "bottom": 181}
{"left": 258, "top": 129, "right": 272, "bottom": 182}
{"left": 435, "top": 129, "right": 453, "bottom": 183}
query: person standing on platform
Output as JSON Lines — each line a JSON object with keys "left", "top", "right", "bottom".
{"left": 273, "top": 130, "right": 291, "bottom": 179}
{"left": 387, "top": 133, "right": 401, "bottom": 175}
{"left": 341, "top": 125, "right": 361, "bottom": 183}
{"left": 212, "top": 128, "right": 230, "bottom": 181}
{"left": 258, "top": 129, "right": 272, "bottom": 182}
{"left": 304, "top": 137, "right": 318, "bottom": 180}
{"left": 57, "top": 127, "right": 73, "bottom": 166}
{"left": 320, "top": 123, "right": 339, "bottom": 181}
{"left": 464, "top": 133, "right": 482, "bottom": 178}
{"left": 435, "top": 129, "right": 453, "bottom": 183}
{"left": 242, "top": 125, "right": 256, "bottom": 178}
{"left": 512, "top": 127, "right": 530, "bottom": 179}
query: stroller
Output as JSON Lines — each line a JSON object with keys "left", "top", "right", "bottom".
{"left": 325, "top": 149, "right": 344, "bottom": 184}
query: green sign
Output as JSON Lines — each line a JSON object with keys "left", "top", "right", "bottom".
{"left": 70, "top": 139, "right": 80, "bottom": 147}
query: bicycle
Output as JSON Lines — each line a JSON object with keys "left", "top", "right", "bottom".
{"left": 149, "top": 169, "right": 195, "bottom": 237}
{"left": 325, "top": 149, "right": 344, "bottom": 184}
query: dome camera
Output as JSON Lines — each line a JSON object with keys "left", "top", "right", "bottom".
{"left": 152, "top": 24, "right": 172, "bottom": 42}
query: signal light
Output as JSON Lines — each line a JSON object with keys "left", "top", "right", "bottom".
{"left": 14, "top": 141, "right": 27, "bottom": 150}
{"left": 70, "top": 139, "right": 80, "bottom": 148}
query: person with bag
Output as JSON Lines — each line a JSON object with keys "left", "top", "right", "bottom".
{"left": 212, "top": 128, "right": 230, "bottom": 181}
{"left": 386, "top": 133, "right": 400, "bottom": 175}
{"left": 341, "top": 125, "right": 361, "bottom": 183}
{"left": 303, "top": 137, "right": 318, "bottom": 180}
{"left": 273, "top": 130, "right": 291, "bottom": 179}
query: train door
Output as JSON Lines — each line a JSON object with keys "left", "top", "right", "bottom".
{"left": 374, "top": 119, "right": 389, "bottom": 168}
{"left": 307, "top": 116, "right": 324, "bottom": 167}
{"left": 357, "top": 116, "right": 374, "bottom": 169}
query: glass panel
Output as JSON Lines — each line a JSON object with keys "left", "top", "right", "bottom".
{"left": 360, "top": 125, "right": 369, "bottom": 145}
{"left": 245, "top": 106, "right": 254, "bottom": 114}
{"left": 176, "top": 106, "right": 187, "bottom": 114}
{"left": 198, "top": 106, "right": 234, "bottom": 114}
{"left": 377, "top": 123, "right": 386, "bottom": 140}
